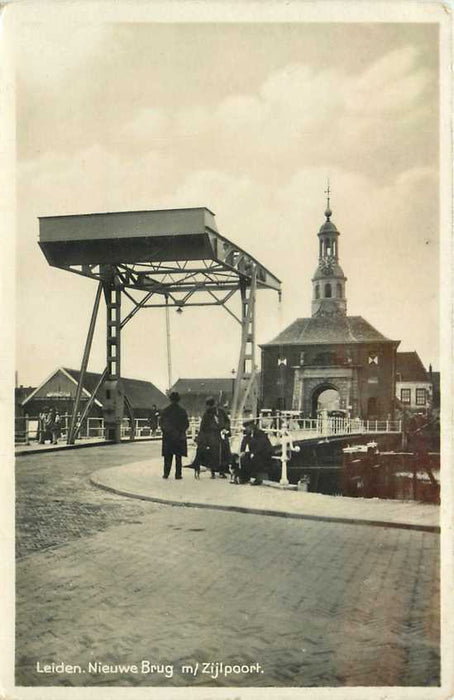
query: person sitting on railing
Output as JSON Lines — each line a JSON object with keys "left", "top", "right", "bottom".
{"left": 238, "top": 419, "right": 273, "bottom": 485}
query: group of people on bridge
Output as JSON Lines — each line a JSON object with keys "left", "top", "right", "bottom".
{"left": 159, "top": 392, "right": 274, "bottom": 484}
{"left": 38, "top": 407, "right": 62, "bottom": 445}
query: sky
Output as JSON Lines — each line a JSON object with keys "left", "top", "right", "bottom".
{"left": 14, "top": 17, "right": 440, "bottom": 392}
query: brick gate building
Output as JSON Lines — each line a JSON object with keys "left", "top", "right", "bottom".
{"left": 261, "top": 197, "right": 400, "bottom": 419}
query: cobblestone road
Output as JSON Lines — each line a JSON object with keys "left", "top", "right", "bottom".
{"left": 16, "top": 444, "right": 440, "bottom": 688}
{"left": 16, "top": 443, "right": 162, "bottom": 559}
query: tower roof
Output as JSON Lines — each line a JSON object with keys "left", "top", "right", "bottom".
{"left": 318, "top": 219, "right": 339, "bottom": 234}
{"left": 261, "top": 315, "right": 399, "bottom": 347}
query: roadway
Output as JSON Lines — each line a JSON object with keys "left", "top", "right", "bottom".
{"left": 16, "top": 441, "right": 440, "bottom": 688}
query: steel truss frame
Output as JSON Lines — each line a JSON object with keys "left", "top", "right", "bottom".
{"left": 66, "top": 259, "right": 279, "bottom": 444}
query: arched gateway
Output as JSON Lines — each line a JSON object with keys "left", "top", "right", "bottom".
{"left": 311, "top": 383, "right": 341, "bottom": 417}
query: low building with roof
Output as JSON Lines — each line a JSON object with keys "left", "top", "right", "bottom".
{"left": 261, "top": 194, "right": 400, "bottom": 419}
{"left": 169, "top": 377, "right": 235, "bottom": 417}
{"left": 21, "top": 367, "right": 167, "bottom": 419}
{"left": 395, "top": 352, "right": 432, "bottom": 413}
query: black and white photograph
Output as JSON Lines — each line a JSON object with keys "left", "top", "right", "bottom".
{"left": 2, "top": 0, "right": 453, "bottom": 697}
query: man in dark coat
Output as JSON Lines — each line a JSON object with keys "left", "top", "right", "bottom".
{"left": 160, "top": 392, "right": 189, "bottom": 479}
{"left": 148, "top": 404, "right": 160, "bottom": 436}
{"left": 239, "top": 420, "right": 273, "bottom": 485}
{"left": 191, "top": 398, "right": 231, "bottom": 478}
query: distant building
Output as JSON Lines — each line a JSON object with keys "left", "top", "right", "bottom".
{"left": 261, "top": 196, "right": 400, "bottom": 419}
{"left": 170, "top": 378, "right": 234, "bottom": 417}
{"left": 395, "top": 352, "right": 432, "bottom": 413}
{"left": 430, "top": 368, "right": 440, "bottom": 411}
{"left": 15, "top": 386, "right": 35, "bottom": 418}
{"left": 21, "top": 367, "right": 167, "bottom": 419}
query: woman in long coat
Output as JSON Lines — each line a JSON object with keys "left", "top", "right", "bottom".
{"left": 193, "top": 398, "right": 231, "bottom": 478}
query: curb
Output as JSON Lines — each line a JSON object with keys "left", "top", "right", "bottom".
{"left": 89, "top": 474, "right": 440, "bottom": 534}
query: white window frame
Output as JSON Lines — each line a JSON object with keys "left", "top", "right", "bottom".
{"left": 400, "top": 388, "right": 411, "bottom": 404}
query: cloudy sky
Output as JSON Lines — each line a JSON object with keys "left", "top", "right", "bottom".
{"left": 15, "top": 16, "right": 440, "bottom": 392}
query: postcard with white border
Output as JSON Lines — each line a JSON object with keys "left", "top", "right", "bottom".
{"left": 1, "top": 1, "right": 453, "bottom": 699}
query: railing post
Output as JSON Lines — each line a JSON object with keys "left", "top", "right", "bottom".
{"left": 24, "top": 414, "right": 30, "bottom": 445}
{"left": 280, "top": 430, "right": 289, "bottom": 485}
{"left": 412, "top": 456, "right": 418, "bottom": 501}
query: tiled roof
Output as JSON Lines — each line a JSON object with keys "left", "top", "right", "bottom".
{"left": 64, "top": 368, "right": 168, "bottom": 408}
{"left": 171, "top": 378, "right": 234, "bottom": 395}
{"left": 396, "top": 353, "right": 429, "bottom": 382}
{"left": 262, "top": 315, "right": 396, "bottom": 346}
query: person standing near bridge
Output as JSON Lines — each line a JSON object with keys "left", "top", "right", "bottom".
{"left": 160, "top": 392, "right": 189, "bottom": 480}
{"left": 148, "top": 404, "right": 160, "bottom": 436}
{"left": 191, "top": 397, "right": 231, "bottom": 478}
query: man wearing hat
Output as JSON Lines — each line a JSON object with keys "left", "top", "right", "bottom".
{"left": 239, "top": 419, "right": 274, "bottom": 485}
{"left": 160, "top": 392, "right": 189, "bottom": 479}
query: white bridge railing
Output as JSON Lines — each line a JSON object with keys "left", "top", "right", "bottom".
{"left": 230, "top": 416, "right": 401, "bottom": 441}
{"left": 227, "top": 416, "right": 401, "bottom": 485}
{"left": 15, "top": 412, "right": 400, "bottom": 448}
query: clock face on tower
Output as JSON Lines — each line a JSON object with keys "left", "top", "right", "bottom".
{"left": 319, "top": 255, "right": 336, "bottom": 274}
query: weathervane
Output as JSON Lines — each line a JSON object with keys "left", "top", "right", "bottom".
{"left": 324, "top": 178, "right": 332, "bottom": 220}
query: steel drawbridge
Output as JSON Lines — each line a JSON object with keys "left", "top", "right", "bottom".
{"left": 39, "top": 207, "right": 281, "bottom": 443}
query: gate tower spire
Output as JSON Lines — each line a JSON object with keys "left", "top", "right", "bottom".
{"left": 311, "top": 184, "right": 347, "bottom": 317}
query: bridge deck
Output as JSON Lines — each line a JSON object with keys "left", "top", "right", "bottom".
{"left": 229, "top": 417, "right": 402, "bottom": 453}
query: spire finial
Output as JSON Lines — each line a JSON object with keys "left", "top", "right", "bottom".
{"left": 324, "top": 178, "right": 332, "bottom": 220}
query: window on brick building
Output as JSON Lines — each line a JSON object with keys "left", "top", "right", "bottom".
{"left": 400, "top": 388, "right": 411, "bottom": 404}
{"left": 368, "top": 352, "right": 378, "bottom": 365}
{"left": 416, "top": 388, "right": 426, "bottom": 406}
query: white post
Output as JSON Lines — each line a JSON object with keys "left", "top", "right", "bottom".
{"left": 280, "top": 430, "right": 289, "bottom": 485}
